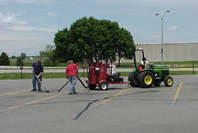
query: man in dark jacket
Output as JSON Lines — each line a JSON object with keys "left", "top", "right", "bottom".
{"left": 31, "top": 60, "right": 44, "bottom": 92}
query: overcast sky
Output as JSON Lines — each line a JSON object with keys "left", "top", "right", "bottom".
{"left": 0, "top": 0, "right": 198, "bottom": 57}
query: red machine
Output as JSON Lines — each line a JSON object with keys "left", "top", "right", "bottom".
{"left": 86, "top": 61, "right": 126, "bottom": 90}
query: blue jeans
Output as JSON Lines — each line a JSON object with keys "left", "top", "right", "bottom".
{"left": 69, "top": 76, "right": 77, "bottom": 93}
{"left": 32, "top": 74, "right": 42, "bottom": 91}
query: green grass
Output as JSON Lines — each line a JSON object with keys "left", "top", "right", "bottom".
{"left": 10, "top": 59, "right": 38, "bottom": 66}
{"left": 0, "top": 72, "right": 88, "bottom": 80}
{"left": 10, "top": 59, "right": 198, "bottom": 68}
{"left": 10, "top": 59, "right": 82, "bottom": 67}
{"left": 0, "top": 71, "right": 197, "bottom": 80}
{"left": 2, "top": 60, "right": 197, "bottom": 80}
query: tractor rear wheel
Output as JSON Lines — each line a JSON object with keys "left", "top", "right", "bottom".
{"left": 99, "top": 82, "right": 108, "bottom": 90}
{"left": 138, "top": 71, "right": 154, "bottom": 88}
{"left": 128, "top": 72, "right": 139, "bottom": 87}
{"left": 164, "top": 76, "right": 173, "bottom": 87}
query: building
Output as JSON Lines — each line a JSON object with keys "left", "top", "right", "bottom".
{"left": 117, "top": 43, "right": 198, "bottom": 63}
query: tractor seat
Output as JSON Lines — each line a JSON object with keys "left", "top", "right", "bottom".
{"left": 149, "top": 64, "right": 155, "bottom": 69}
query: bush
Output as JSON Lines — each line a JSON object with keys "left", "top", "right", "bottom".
{"left": 0, "top": 52, "right": 10, "bottom": 65}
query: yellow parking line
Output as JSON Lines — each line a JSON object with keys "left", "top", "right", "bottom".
{"left": 8, "top": 93, "right": 67, "bottom": 110}
{"left": 6, "top": 88, "right": 85, "bottom": 111}
{"left": 173, "top": 82, "right": 183, "bottom": 100}
{"left": 180, "top": 68, "right": 198, "bottom": 69}
{"left": 0, "top": 89, "right": 30, "bottom": 96}
{"left": 10, "top": 93, "right": 55, "bottom": 96}
{"left": 100, "top": 87, "right": 132, "bottom": 105}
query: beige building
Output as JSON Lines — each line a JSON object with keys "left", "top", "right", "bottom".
{"left": 117, "top": 43, "right": 198, "bottom": 63}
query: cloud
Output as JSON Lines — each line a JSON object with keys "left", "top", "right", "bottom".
{"left": 0, "top": 0, "right": 57, "bottom": 4}
{"left": 0, "top": 12, "right": 26, "bottom": 26}
{"left": 47, "top": 12, "right": 57, "bottom": 16}
{"left": 8, "top": 25, "right": 57, "bottom": 32}
{"left": 0, "top": 12, "right": 57, "bottom": 32}
{"left": 168, "top": 26, "right": 178, "bottom": 30}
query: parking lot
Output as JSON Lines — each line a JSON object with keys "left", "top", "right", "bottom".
{"left": 0, "top": 75, "right": 198, "bottom": 133}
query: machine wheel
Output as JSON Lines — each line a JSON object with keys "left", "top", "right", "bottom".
{"left": 89, "top": 84, "right": 96, "bottom": 90}
{"left": 138, "top": 71, "right": 155, "bottom": 88}
{"left": 164, "top": 76, "right": 173, "bottom": 87}
{"left": 154, "top": 80, "right": 161, "bottom": 87}
{"left": 128, "top": 72, "right": 139, "bottom": 87}
{"left": 99, "top": 82, "right": 108, "bottom": 90}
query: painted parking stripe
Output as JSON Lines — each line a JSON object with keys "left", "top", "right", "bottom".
{"left": 74, "top": 87, "right": 133, "bottom": 120}
{"left": 84, "top": 87, "right": 133, "bottom": 113}
{"left": 170, "top": 82, "right": 183, "bottom": 106}
{"left": 0, "top": 89, "right": 30, "bottom": 96}
{"left": 1, "top": 88, "right": 85, "bottom": 112}
{"left": 100, "top": 87, "right": 133, "bottom": 105}
{"left": 8, "top": 93, "right": 67, "bottom": 110}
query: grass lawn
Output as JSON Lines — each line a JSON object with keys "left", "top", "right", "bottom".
{"left": 0, "top": 71, "right": 197, "bottom": 80}
{"left": 1, "top": 59, "right": 197, "bottom": 80}
{"left": 9, "top": 59, "right": 198, "bottom": 68}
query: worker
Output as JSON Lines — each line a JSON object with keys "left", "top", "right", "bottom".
{"left": 31, "top": 60, "right": 44, "bottom": 92}
{"left": 141, "top": 57, "right": 153, "bottom": 68}
{"left": 65, "top": 60, "right": 79, "bottom": 95}
{"left": 141, "top": 57, "right": 149, "bottom": 68}
{"left": 109, "top": 62, "right": 116, "bottom": 75}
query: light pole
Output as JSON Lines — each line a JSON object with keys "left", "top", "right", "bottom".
{"left": 156, "top": 10, "right": 170, "bottom": 66}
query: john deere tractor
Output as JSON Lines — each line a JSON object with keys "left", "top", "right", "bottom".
{"left": 128, "top": 48, "right": 173, "bottom": 88}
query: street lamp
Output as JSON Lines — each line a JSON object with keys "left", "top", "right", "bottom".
{"left": 156, "top": 10, "right": 170, "bottom": 66}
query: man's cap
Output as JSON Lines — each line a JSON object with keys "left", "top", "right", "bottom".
{"left": 67, "top": 60, "right": 73, "bottom": 63}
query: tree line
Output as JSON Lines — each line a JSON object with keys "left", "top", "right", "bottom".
{"left": 1, "top": 17, "right": 136, "bottom": 67}
{"left": 0, "top": 52, "right": 27, "bottom": 66}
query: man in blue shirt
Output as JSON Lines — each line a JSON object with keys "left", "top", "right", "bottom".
{"left": 31, "top": 60, "right": 44, "bottom": 92}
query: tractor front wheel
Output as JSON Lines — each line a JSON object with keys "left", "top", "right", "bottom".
{"left": 138, "top": 71, "right": 155, "bottom": 88}
{"left": 99, "top": 82, "right": 108, "bottom": 90}
{"left": 164, "top": 76, "right": 173, "bottom": 87}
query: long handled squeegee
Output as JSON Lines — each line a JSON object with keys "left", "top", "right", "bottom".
{"left": 33, "top": 73, "right": 49, "bottom": 93}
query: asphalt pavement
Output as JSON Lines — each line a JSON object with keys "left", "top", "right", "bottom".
{"left": 0, "top": 75, "right": 198, "bottom": 133}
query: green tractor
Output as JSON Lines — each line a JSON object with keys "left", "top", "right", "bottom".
{"left": 128, "top": 48, "right": 173, "bottom": 88}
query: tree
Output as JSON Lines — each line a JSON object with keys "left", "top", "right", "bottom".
{"left": 16, "top": 56, "right": 24, "bottom": 67}
{"left": 40, "top": 45, "right": 56, "bottom": 66}
{"left": 20, "top": 53, "right": 26, "bottom": 60}
{"left": 116, "top": 28, "right": 136, "bottom": 66}
{"left": 10, "top": 55, "right": 17, "bottom": 59}
{"left": 0, "top": 52, "right": 10, "bottom": 65}
{"left": 53, "top": 28, "right": 70, "bottom": 63}
{"left": 53, "top": 16, "right": 135, "bottom": 64}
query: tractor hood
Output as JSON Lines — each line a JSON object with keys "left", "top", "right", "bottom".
{"left": 154, "top": 65, "right": 169, "bottom": 71}
{"left": 133, "top": 65, "right": 169, "bottom": 77}
{"left": 154, "top": 65, "right": 169, "bottom": 77}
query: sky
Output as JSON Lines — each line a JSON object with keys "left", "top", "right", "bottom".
{"left": 0, "top": 0, "right": 198, "bottom": 57}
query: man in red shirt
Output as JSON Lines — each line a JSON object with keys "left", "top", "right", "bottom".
{"left": 65, "top": 60, "right": 79, "bottom": 95}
